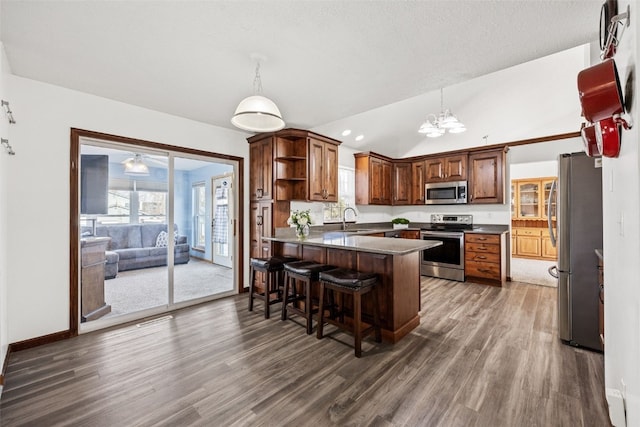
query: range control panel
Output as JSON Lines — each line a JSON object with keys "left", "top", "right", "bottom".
{"left": 430, "top": 214, "right": 473, "bottom": 225}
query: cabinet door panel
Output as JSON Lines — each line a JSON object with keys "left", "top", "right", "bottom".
{"left": 425, "top": 158, "right": 444, "bottom": 182}
{"left": 516, "top": 235, "right": 541, "bottom": 257}
{"left": 411, "top": 160, "right": 426, "bottom": 204}
{"left": 393, "top": 162, "right": 411, "bottom": 205}
{"left": 381, "top": 160, "right": 392, "bottom": 204}
{"left": 323, "top": 143, "right": 339, "bottom": 202}
{"left": 308, "top": 139, "right": 325, "bottom": 201}
{"left": 445, "top": 155, "right": 467, "bottom": 181}
{"left": 469, "top": 150, "right": 504, "bottom": 204}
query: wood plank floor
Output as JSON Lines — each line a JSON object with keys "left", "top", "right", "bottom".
{"left": 0, "top": 278, "right": 611, "bottom": 426}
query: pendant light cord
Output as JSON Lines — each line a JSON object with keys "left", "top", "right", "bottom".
{"left": 253, "top": 62, "right": 263, "bottom": 94}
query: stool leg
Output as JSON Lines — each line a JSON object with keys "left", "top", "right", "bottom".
{"left": 248, "top": 265, "right": 255, "bottom": 312}
{"left": 264, "top": 271, "right": 271, "bottom": 319}
{"left": 305, "top": 279, "right": 313, "bottom": 335}
{"left": 317, "top": 281, "right": 325, "bottom": 339}
{"left": 372, "top": 286, "right": 382, "bottom": 343}
{"left": 354, "top": 291, "right": 362, "bottom": 358}
{"left": 281, "top": 272, "right": 290, "bottom": 321}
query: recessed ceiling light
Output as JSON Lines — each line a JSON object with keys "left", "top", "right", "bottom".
{"left": 355, "top": 134, "right": 364, "bottom": 141}
{"left": 342, "top": 129, "right": 352, "bottom": 136}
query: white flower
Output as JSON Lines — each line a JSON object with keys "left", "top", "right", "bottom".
{"left": 298, "top": 217, "right": 308, "bottom": 226}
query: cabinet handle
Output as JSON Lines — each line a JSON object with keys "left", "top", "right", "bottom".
{"left": 477, "top": 237, "right": 487, "bottom": 241}
{"left": 256, "top": 188, "right": 263, "bottom": 199}
{"left": 476, "top": 247, "right": 488, "bottom": 251}
{"left": 257, "top": 215, "right": 263, "bottom": 226}
{"left": 476, "top": 256, "right": 487, "bottom": 260}
{"left": 479, "top": 269, "right": 492, "bottom": 274}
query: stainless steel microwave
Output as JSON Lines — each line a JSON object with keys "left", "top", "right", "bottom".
{"left": 425, "top": 181, "right": 467, "bottom": 204}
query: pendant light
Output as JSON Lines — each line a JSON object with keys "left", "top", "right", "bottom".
{"left": 231, "top": 56, "right": 285, "bottom": 133}
{"left": 418, "top": 89, "right": 466, "bottom": 138}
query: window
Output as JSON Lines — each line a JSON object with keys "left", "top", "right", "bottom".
{"left": 323, "top": 166, "right": 356, "bottom": 222}
{"left": 192, "top": 183, "right": 206, "bottom": 250}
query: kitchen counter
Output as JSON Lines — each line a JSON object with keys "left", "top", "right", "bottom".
{"left": 265, "top": 233, "right": 440, "bottom": 255}
{"left": 266, "top": 232, "right": 441, "bottom": 343}
{"left": 466, "top": 224, "right": 510, "bottom": 234}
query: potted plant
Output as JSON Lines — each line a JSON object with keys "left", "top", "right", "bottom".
{"left": 391, "top": 217, "right": 410, "bottom": 229}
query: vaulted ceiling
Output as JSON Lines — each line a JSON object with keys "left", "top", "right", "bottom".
{"left": 1, "top": 1, "right": 601, "bottom": 154}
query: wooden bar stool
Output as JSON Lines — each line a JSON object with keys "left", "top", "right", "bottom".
{"left": 317, "top": 268, "right": 381, "bottom": 357}
{"left": 249, "top": 256, "right": 297, "bottom": 319}
{"left": 281, "top": 260, "right": 334, "bottom": 334}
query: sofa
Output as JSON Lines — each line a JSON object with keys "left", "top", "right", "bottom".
{"left": 85, "top": 223, "right": 190, "bottom": 279}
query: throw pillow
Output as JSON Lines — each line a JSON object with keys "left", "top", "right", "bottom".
{"left": 155, "top": 230, "right": 169, "bottom": 248}
{"left": 155, "top": 230, "right": 179, "bottom": 247}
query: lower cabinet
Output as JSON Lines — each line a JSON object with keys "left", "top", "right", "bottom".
{"left": 465, "top": 233, "right": 506, "bottom": 286}
{"left": 512, "top": 227, "right": 556, "bottom": 260}
{"left": 81, "top": 237, "right": 112, "bottom": 321}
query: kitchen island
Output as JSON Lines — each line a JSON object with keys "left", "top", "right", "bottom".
{"left": 265, "top": 233, "right": 441, "bottom": 343}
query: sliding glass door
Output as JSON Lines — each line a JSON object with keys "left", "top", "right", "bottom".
{"left": 78, "top": 140, "right": 237, "bottom": 331}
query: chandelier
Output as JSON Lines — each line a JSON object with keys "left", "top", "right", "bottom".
{"left": 418, "top": 89, "right": 466, "bottom": 138}
{"left": 231, "top": 56, "right": 285, "bottom": 133}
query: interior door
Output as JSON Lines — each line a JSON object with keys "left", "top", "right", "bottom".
{"left": 212, "top": 174, "right": 233, "bottom": 268}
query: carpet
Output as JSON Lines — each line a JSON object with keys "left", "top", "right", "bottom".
{"left": 511, "top": 256, "right": 557, "bottom": 287}
{"left": 102, "top": 258, "right": 234, "bottom": 318}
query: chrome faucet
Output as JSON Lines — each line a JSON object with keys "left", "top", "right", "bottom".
{"left": 342, "top": 207, "right": 357, "bottom": 231}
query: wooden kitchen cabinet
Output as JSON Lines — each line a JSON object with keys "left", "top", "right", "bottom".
{"left": 425, "top": 154, "right": 467, "bottom": 183}
{"left": 308, "top": 137, "right": 339, "bottom": 202}
{"left": 392, "top": 162, "right": 411, "bottom": 205}
{"left": 355, "top": 152, "right": 392, "bottom": 205}
{"left": 541, "top": 229, "right": 557, "bottom": 259}
{"left": 250, "top": 200, "right": 273, "bottom": 260}
{"left": 81, "top": 237, "right": 112, "bottom": 321}
{"left": 411, "top": 160, "right": 426, "bottom": 204}
{"left": 465, "top": 233, "right": 506, "bottom": 286}
{"left": 514, "top": 228, "right": 542, "bottom": 258}
{"left": 468, "top": 148, "right": 505, "bottom": 204}
{"left": 512, "top": 177, "right": 557, "bottom": 220}
{"left": 249, "top": 136, "right": 273, "bottom": 201}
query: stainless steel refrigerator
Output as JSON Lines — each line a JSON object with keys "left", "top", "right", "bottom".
{"left": 548, "top": 152, "right": 603, "bottom": 351}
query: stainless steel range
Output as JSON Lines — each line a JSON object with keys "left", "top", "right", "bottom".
{"left": 420, "top": 214, "right": 473, "bottom": 281}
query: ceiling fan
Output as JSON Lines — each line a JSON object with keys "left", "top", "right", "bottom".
{"left": 121, "top": 153, "right": 167, "bottom": 176}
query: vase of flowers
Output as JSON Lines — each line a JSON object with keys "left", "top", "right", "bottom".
{"left": 288, "top": 209, "right": 312, "bottom": 240}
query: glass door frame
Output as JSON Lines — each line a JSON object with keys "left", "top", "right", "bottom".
{"left": 70, "top": 128, "right": 245, "bottom": 335}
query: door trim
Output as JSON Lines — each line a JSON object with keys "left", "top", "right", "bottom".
{"left": 70, "top": 128, "right": 244, "bottom": 336}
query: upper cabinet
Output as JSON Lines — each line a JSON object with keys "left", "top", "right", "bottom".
{"left": 249, "top": 136, "right": 273, "bottom": 201}
{"left": 308, "top": 137, "right": 339, "bottom": 202}
{"left": 249, "top": 129, "right": 341, "bottom": 203}
{"left": 468, "top": 148, "right": 505, "bottom": 204}
{"left": 425, "top": 154, "right": 468, "bottom": 183}
{"left": 354, "top": 147, "right": 505, "bottom": 206}
{"left": 392, "top": 162, "right": 411, "bottom": 205}
{"left": 411, "top": 160, "right": 426, "bottom": 204}
{"left": 355, "top": 153, "right": 392, "bottom": 205}
{"left": 512, "top": 176, "right": 557, "bottom": 220}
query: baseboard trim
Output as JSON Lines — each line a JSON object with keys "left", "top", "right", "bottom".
{"left": 1, "top": 344, "right": 12, "bottom": 387}
{"left": 10, "top": 330, "right": 75, "bottom": 352}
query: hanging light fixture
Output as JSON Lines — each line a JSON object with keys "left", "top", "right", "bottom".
{"left": 231, "top": 56, "right": 285, "bottom": 133}
{"left": 418, "top": 89, "right": 466, "bottom": 138}
{"left": 123, "top": 154, "right": 150, "bottom": 176}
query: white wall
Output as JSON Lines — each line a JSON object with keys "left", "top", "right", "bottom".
{"left": 0, "top": 42, "right": 9, "bottom": 386}
{"left": 602, "top": 0, "right": 640, "bottom": 424}
{"left": 5, "top": 74, "right": 249, "bottom": 343}
{"left": 511, "top": 161, "right": 557, "bottom": 180}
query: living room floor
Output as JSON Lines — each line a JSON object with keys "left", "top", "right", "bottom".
{"left": 1, "top": 277, "right": 610, "bottom": 426}
{"left": 102, "top": 258, "right": 233, "bottom": 318}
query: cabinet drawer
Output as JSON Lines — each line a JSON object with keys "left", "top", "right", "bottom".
{"left": 465, "top": 251, "right": 500, "bottom": 263}
{"left": 465, "top": 242, "right": 500, "bottom": 254}
{"left": 465, "top": 234, "right": 500, "bottom": 245}
{"left": 465, "top": 261, "right": 501, "bottom": 280}
{"left": 516, "top": 228, "right": 542, "bottom": 236}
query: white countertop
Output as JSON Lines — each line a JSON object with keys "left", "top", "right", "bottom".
{"left": 264, "top": 233, "right": 442, "bottom": 255}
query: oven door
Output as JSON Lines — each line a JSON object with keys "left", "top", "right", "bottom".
{"left": 420, "top": 231, "right": 464, "bottom": 270}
